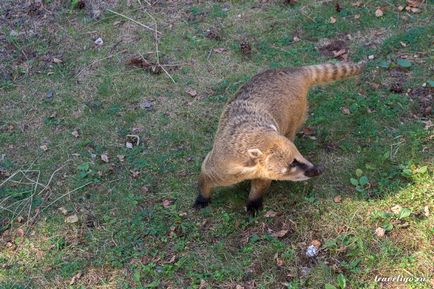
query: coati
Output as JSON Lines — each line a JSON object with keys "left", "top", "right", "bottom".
{"left": 194, "top": 62, "right": 364, "bottom": 216}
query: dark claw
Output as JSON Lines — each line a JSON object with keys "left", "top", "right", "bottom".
{"left": 246, "top": 198, "right": 263, "bottom": 217}
{"left": 193, "top": 194, "right": 210, "bottom": 209}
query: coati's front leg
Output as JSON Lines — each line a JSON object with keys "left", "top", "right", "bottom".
{"left": 247, "top": 179, "right": 272, "bottom": 217}
{"left": 193, "top": 173, "right": 213, "bottom": 209}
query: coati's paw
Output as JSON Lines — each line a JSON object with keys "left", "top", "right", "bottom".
{"left": 193, "top": 194, "right": 210, "bottom": 209}
{"left": 246, "top": 198, "right": 263, "bottom": 217}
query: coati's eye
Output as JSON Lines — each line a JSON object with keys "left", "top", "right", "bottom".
{"left": 289, "top": 159, "right": 302, "bottom": 168}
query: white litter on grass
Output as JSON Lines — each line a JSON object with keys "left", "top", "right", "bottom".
{"left": 95, "top": 37, "right": 103, "bottom": 46}
{"left": 306, "top": 245, "right": 318, "bottom": 257}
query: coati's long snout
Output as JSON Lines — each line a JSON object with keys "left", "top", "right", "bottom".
{"left": 194, "top": 61, "right": 364, "bottom": 216}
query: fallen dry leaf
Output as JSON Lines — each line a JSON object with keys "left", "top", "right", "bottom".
{"left": 167, "top": 255, "right": 176, "bottom": 264}
{"left": 329, "top": 16, "right": 337, "bottom": 24}
{"left": 423, "top": 206, "right": 429, "bottom": 217}
{"left": 130, "top": 170, "right": 140, "bottom": 178}
{"left": 352, "top": 1, "right": 362, "bottom": 7}
{"left": 52, "top": 57, "right": 63, "bottom": 64}
{"left": 293, "top": 35, "right": 300, "bottom": 42}
{"left": 17, "top": 216, "right": 24, "bottom": 223}
{"left": 16, "top": 228, "right": 25, "bottom": 238}
{"left": 213, "top": 47, "right": 226, "bottom": 53}
{"left": 198, "top": 279, "right": 208, "bottom": 289}
{"left": 375, "top": 227, "right": 385, "bottom": 237}
{"left": 375, "top": 8, "right": 384, "bottom": 17}
{"left": 40, "top": 144, "right": 48, "bottom": 151}
{"left": 101, "top": 153, "right": 109, "bottom": 163}
{"left": 271, "top": 230, "right": 289, "bottom": 238}
{"left": 71, "top": 129, "right": 80, "bottom": 138}
{"left": 185, "top": 87, "right": 198, "bottom": 97}
{"left": 276, "top": 258, "right": 284, "bottom": 266}
{"left": 334, "top": 195, "right": 342, "bottom": 203}
{"left": 65, "top": 214, "right": 79, "bottom": 224}
{"left": 341, "top": 107, "right": 350, "bottom": 115}
{"left": 391, "top": 205, "right": 402, "bottom": 214}
{"left": 398, "top": 5, "right": 405, "bottom": 11}
{"left": 69, "top": 272, "right": 82, "bottom": 285}
{"left": 162, "top": 199, "right": 172, "bottom": 208}
{"left": 368, "top": 54, "right": 375, "bottom": 60}
{"left": 406, "top": 0, "right": 422, "bottom": 8}
{"left": 236, "top": 285, "right": 245, "bottom": 289}
{"left": 311, "top": 239, "right": 321, "bottom": 248}
{"left": 265, "top": 210, "right": 278, "bottom": 218}
{"left": 58, "top": 207, "right": 68, "bottom": 215}
{"left": 240, "top": 41, "right": 252, "bottom": 55}
{"left": 354, "top": 14, "right": 360, "bottom": 19}
{"left": 117, "top": 155, "right": 125, "bottom": 162}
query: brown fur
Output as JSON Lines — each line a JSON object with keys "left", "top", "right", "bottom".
{"left": 195, "top": 62, "right": 364, "bottom": 215}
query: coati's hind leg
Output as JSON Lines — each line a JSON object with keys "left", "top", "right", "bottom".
{"left": 246, "top": 179, "right": 272, "bottom": 217}
{"left": 193, "top": 173, "right": 213, "bottom": 209}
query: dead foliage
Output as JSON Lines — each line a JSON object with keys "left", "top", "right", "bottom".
{"left": 318, "top": 39, "right": 349, "bottom": 61}
{"left": 409, "top": 86, "right": 433, "bottom": 117}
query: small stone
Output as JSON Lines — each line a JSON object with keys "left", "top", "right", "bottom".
{"left": 94, "top": 37, "right": 103, "bottom": 46}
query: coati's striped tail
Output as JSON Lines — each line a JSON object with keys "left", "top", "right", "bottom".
{"left": 302, "top": 62, "right": 364, "bottom": 86}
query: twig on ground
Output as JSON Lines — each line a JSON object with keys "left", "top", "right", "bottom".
{"left": 107, "top": 9, "right": 161, "bottom": 35}
{"left": 41, "top": 182, "right": 92, "bottom": 212}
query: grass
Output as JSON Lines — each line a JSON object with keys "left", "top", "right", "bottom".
{"left": 0, "top": 0, "right": 433, "bottom": 288}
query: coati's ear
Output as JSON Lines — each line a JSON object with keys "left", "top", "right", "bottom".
{"left": 247, "top": 148, "right": 263, "bottom": 159}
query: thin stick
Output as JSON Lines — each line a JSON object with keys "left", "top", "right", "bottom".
{"left": 144, "top": 10, "right": 176, "bottom": 84}
{"left": 107, "top": 9, "right": 161, "bottom": 35}
{"left": 160, "top": 66, "right": 176, "bottom": 83}
{"left": 41, "top": 182, "right": 92, "bottom": 212}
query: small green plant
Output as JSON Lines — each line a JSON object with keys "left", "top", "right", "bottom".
{"left": 350, "top": 169, "right": 369, "bottom": 193}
